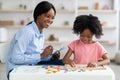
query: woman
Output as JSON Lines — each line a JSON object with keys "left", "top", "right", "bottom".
{"left": 7, "top": 1, "right": 63, "bottom": 80}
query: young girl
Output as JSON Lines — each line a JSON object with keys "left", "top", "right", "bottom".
{"left": 63, "top": 14, "right": 110, "bottom": 67}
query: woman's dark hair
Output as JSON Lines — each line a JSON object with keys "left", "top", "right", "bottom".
{"left": 73, "top": 14, "right": 103, "bottom": 39}
{"left": 33, "top": 1, "right": 56, "bottom": 22}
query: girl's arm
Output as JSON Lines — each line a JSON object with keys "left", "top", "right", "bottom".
{"left": 87, "top": 54, "right": 110, "bottom": 67}
{"left": 97, "top": 54, "right": 110, "bottom": 66}
{"left": 62, "top": 48, "right": 75, "bottom": 67}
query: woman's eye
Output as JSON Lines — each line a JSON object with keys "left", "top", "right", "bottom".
{"left": 45, "top": 15, "right": 49, "bottom": 18}
{"left": 45, "top": 15, "right": 54, "bottom": 19}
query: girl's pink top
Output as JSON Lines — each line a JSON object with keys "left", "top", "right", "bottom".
{"left": 68, "top": 40, "right": 107, "bottom": 64}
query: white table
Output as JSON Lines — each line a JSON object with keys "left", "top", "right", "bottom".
{"left": 10, "top": 65, "right": 115, "bottom": 80}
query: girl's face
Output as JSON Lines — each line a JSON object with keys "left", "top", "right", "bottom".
{"left": 36, "top": 8, "right": 55, "bottom": 31}
{"left": 80, "top": 28, "right": 93, "bottom": 44}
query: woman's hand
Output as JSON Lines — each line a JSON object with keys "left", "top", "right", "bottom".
{"left": 50, "top": 50, "right": 60, "bottom": 61}
{"left": 87, "top": 62, "right": 98, "bottom": 67}
{"left": 41, "top": 45, "right": 53, "bottom": 58}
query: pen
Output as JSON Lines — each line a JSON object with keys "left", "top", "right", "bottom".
{"left": 41, "top": 46, "right": 65, "bottom": 51}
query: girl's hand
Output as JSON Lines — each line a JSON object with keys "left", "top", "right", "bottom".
{"left": 69, "top": 60, "right": 76, "bottom": 67}
{"left": 87, "top": 62, "right": 98, "bottom": 67}
{"left": 41, "top": 45, "right": 53, "bottom": 58}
